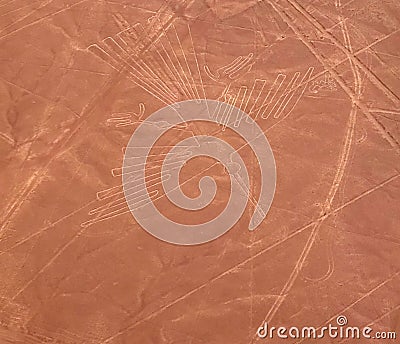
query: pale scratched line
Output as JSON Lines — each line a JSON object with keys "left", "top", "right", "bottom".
{"left": 272, "top": 72, "right": 300, "bottom": 118}
{"left": 87, "top": 173, "right": 171, "bottom": 215}
{"left": 99, "top": 228, "right": 317, "bottom": 343}
{"left": 247, "top": 79, "right": 266, "bottom": 117}
{"left": 254, "top": 1, "right": 364, "bottom": 332}
{"left": 188, "top": 23, "right": 209, "bottom": 119}
{"left": 374, "top": 50, "right": 400, "bottom": 60}
{"left": 0, "top": 2, "right": 191, "bottom": 244}
{"left": 275, "top": 67, "right": 314, "bottom": 121}
{"left": 0, "top": 0, "right": 54, "bottom": 32}
{"left": 172, "top": 24, "right": 200, "bottom": 99}
{"left": 287, "top": 0, "right": 400, "bottom": 106}
{"left": 248, "top": 26, "right": 399, "bottom": 113}
{"left": 0, "top": 0, "right": 18, "bottom": 8}
{"left": 121, "top": 44, "right": 178, "bottom": 101}
{"left": 99, "top": 39, "right": 177, "bottom": 104}
{"left": 88, "top": 42, "right": 175, "bottom": 105}
{"left": 156, "top": 39, "right": 193, "bottom": 99}
{"left": 10, "top": 226, "right": 89, "bottom": 301}
{"left": 224, "top": 56, "right": 242, "bottom": 74}
{"left": 0, "top": 75, "right": 80, "bottom": 118}
{"left": 339, "top": 304, "right": 400, "bottom": 343}
{"left": 149, "top": 49, "right": 184, "bottom": 98}
{"left": 355, "top": 28, "right": 400, "bottom": 57}
{"left": 295, "top": 271, "right": 400, "bottom": 344}
{"left": 0, "top": 199, "right": 98, "bottom": 256}
{"left": 257, "top": 73, "right": 286, "bottom": 119}
{"left": 264, "top": 0, "right": 400, "bottom": 153}
{"left": 370, "top": 108, "right": 400, "bottom": 116}
{"left": 2, "top": 4, "right": 396, "bottom": 342}
{"left": 7, "top": 160, "right": 217, "bottom": 298}
{"left": 82, "top": 148, "right": 192, "bottom": 227}
{"left": 98, "top": 174, "right": 399, "bottom": 343}
{"left": 308, "top": 1, "right": 365, "bottom": 287}
{"left": 138, "top": 20, "right": 184, "bottom": 93}
{"left": 0, "top": 1, "right": 39, "bottom": 17}
{"left": 0, "top": 132, "right": 14, "bottom": 146}
{"left": 0, "top": 6, "right": 92, "bottom": 230}
{"left": 167, "top": 24, "right": 198, "bottom": 100}
{"left": 0, "top": 67, "right": 125, "bottom": 239}
{"left": 106, "top": 37, "right": 176, "bottom": 100}
{"left": 154, "top": 20, "right": 194, "bottom": 99}
{"left": 80, "top": 208, "right": 131, "bottom": 228}
{"left": 364, "top": 304, "right": 400, "bottom": 331}
{"left": 0, "top": 0, "right": 90, "bottom": 40}
{"left": 137, "top": 57, "right": 177, "bottom": 98}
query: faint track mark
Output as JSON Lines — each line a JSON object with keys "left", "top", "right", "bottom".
{"left": 98, "top": 173, "right": 399, "bottom": 343}
{"left": 0, "top": 2, "right": 194, "bottom": 252}
{"left": 264, "top": 0, "right": 400, "bottom": 153}
{"left": 0, "top": 0, "right": 90, "bottom": 41}
{"left": 252, "top": 0, "right": 394, "bottom": 337}
{"left": 287, "top": 0, "right": 400, "bottom": 106}
{"left": 295, "top": 270, "right": 400, "bottom": 344}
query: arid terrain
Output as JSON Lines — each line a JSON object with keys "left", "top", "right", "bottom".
{"left": 0, "top": 0, "right": 399, "bottom": 343}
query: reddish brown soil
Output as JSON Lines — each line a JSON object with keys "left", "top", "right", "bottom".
{"left": 0, "top": 1, "right": 399, "bottom": 343}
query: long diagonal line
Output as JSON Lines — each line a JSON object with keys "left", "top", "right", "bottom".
{"left": 0, "top": 0, "right": 90, "bottom": 40}
{"left": 285, "top": 0, "right": 400, "bottom": 106}
{"left": 88, "top": 43, "right": 176, "bottom": 105}
{"left": 295, "top": 270, "right": 400, "bottom": 344}
{"left": 263, "top": 1, "right": 400, "bottom": 153}
{"left": 0, "top": 64, "right": 312, "bottom": 254}
{"left": 172, "top": 25, "right": 200, "bottom": 99}
{"left": 98, "top": 173, "right": 400, "bottom": 343}
{"left": 187, "top": 23, "right": 210, "bottom": 116}
{"left": 6, "top": 158, "right": 219, "bottom": 298}
{"left": 254, "top": 104, "right": 358, "bottom": 339}
{"left": 0, "top": 1, "right": 193, "bottom": 257}
{"left": 156, "top": 21, "right": 196, "bottom": 99}
{"left": 251, "top": 1, "right": 387, "bottom": 338}
{"left": 243, "top": 27, "right": 400, "bottom": 124}
{"left": 103, "top": 36, "right": 177, "bottom": 101}
{"left": 89, "top": 42, "right": 177, "bottom": 105}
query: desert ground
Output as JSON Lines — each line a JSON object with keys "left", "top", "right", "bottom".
{"left": 0, "top": 0, "right": 399, "bottom": 343}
